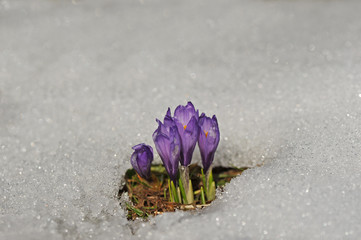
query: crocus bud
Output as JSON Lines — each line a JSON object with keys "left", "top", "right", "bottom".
{"left": 198, "top": 113, "right": 220, "bottom": 173}
{"left": 173, "top": 101, "right": 199, "bottom": 166}
{"left": 130, "top": 143, "right": 153, "bottom": 180}
{"left": 152, "top": 109, "right": 181, "bottom": 182}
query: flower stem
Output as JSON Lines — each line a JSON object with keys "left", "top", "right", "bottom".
{"left": 187, "top": 179, "right": 194, "bottom": 203}
{"left": 201, "top": 168, "right": 207, "bottom": 198}
{"left": 200, "top": 186, "right": 206, "bottom": 205}
{"left": 206, "top": 166, "right": 216, "bottom": 201}
{"left": 179, "top": 166, "right": 194, "bottom": 204}
{"left": 168, "top": 179, "right": 174, "bottom": 202}
{"left": 170, "top": 180, "right": 179, "bottom": 203}
{"left": 178, "top": 175, "right": 188, "bottom": 204}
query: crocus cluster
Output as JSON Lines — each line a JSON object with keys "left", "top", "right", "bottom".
{"left": 130, "top": 101, "right": 220, "bottom": 203}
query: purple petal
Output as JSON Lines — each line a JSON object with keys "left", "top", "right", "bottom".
{"left": 132, "top": 143, "right": 146, "bottom": 151}
{"left": 198, "top": 114, "right": 220, "bottom": 172}
{"left": 174, "top": 101, "right": 198, "bottom": 126}
{"left": 164, "top": 115, "right": 174, "bottom": 128}
{"left": 173, "top": 102, "right": 199, "bottom": 166}
{"left": 153, "top": 117, "right": 180, "bottom": 181}
{"left": 154, "top": 134, "right": 172, "bottom": 165}
{"left": 130, "top": 152, "right": 141, "bottom": 175}
{"left": 175, "top": 116, "right": 199, "bottom": 166}
{"left": 130, "top": 143, "right": 153, "bottom": 179}
{"left": 166, "top": 107, "right": 172, "bottom": 118}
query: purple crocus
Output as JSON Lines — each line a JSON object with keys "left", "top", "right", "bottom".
{"left": 152, "top": 109, "right": 181, "bottom": 181}
{"left": 173, "top": 102, "right": 199, "bottom": 166}
{"left": 198, "top": 113, "right": 220, "bottom": 173}
{"left": 130, "top": 143, "right": 153, "bottom": 180}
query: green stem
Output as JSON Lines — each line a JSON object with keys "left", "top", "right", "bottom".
{"left": 178, "top": 175, "right": 188, "bottom": 204}
{"left": 177, "top": 187, "right": 182, "bottom": 203}
{"left": 171, "top": 180, "right": 179, "bottom": 203}
{"left": 206, "top": 166, "right": 216, "bottom": 201}
{"left": 200, "top": 186, "right": 206, "bottom": 205}
{"left": 201, "top": 168, "right": 207, "bottom": 198}
{"left": 168, "top": 179, "right": 174, "bottom": 202}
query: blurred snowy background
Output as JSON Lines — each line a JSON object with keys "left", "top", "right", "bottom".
{"left": 1, "top": 0, "right": 361, "bottom": 239}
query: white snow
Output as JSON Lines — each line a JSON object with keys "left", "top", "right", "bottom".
{"left": 1, "top": 0, "right": 361, "bottom": 239}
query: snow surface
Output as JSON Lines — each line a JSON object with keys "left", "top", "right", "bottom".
{"left": 1, "top": 0, "right": 361, "bottom": 239}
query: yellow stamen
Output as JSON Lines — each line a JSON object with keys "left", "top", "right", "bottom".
{"left": 204, "top": 131, "right": 208, "bottom": 137}
{"left": 183, "top": 125, "right": 187, "bottom": 130}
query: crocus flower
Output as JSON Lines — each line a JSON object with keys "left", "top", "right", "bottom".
{"left": 152, "top": 109, "right": 181, "bottom": 181}
{"left": 198, "top": 113, "right": 220, "bottom": 173}
{"left": 130, "top": 143, "right": 153, "bottom": 180}
{"left": 173, "top": 102, "right": 199, "bottom": 166}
